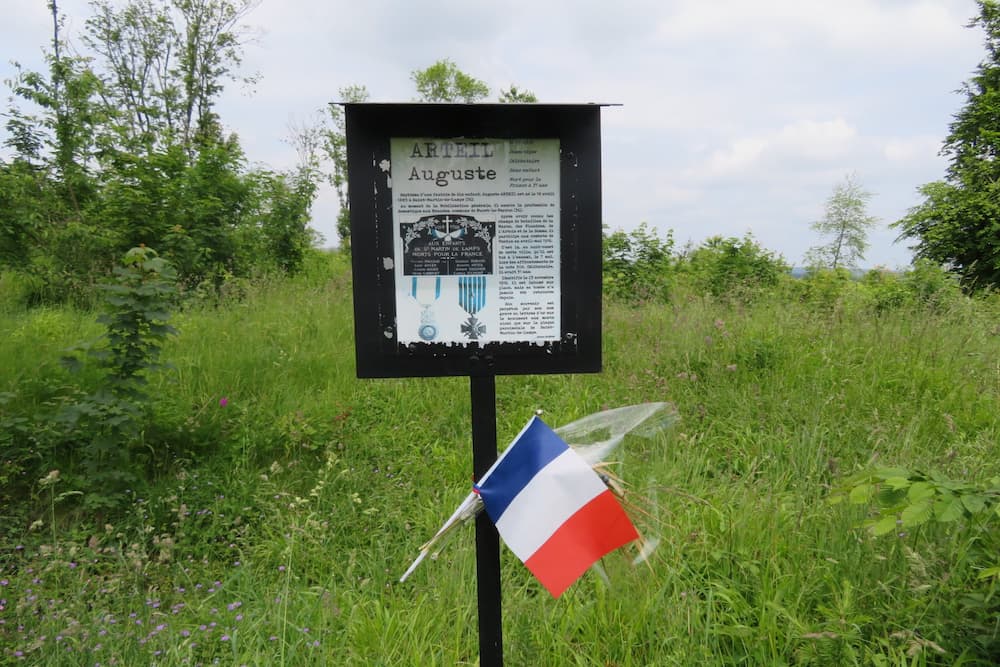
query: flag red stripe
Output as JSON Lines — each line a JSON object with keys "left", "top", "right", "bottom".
{"left": 523, "top": 490, "right": 639, "bottom": 598}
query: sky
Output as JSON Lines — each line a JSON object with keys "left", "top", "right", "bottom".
{"left": 1, "top": 0, "right": 989, "bottom": 268}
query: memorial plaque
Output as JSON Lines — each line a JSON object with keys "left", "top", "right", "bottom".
{"left": 345, "top": 104, "right": 605, "bottom": 378}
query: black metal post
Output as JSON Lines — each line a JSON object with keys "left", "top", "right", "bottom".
{"left": 470, "top": 373, "right": 503, "bottom": 666}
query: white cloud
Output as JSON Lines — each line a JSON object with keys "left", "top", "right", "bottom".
{"left": 691, "top": 118, "right": 859, "bottom": 179}
{"left": 883, "top": 136, "right": 943, "bottom": 163}
{"left": 0, "top": 0, "right": 987, "bottom": 267}
{"left": 656, "top": 0, "right": 973, "bottom": 57}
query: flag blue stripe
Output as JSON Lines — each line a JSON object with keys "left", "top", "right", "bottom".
{"left": 477, "top": 417, "right": 569, "bottom": 523}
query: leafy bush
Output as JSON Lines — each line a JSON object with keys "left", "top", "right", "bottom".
{"left": 902, "top": 259, "right": 965, "bottom": 310}
{"left": 54, "top": 247, "right": 179, "bottom": 511}
{"left": 793, "top": 267, "right": 865, "bottom": 312}
{"left": 860, "top": 268, "right": 908, "bottom": 313}
{"left": 677, "top": 233, "right": 789, "bottom": 300}
{"left": 602, "top": 223, "right": 675, "bottom": 303}
{"left": 832, "top": 467, "right": 1000, "bottom": 658}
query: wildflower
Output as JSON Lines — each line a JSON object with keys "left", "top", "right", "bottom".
{"left": 39, "top": 469, "right": 61, "bottom": 486}
{"left": 219, "top": 397, "right": 229, "bottom": 407}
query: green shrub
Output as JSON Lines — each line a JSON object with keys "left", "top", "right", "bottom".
{"left": 795, "top": 267, "right": 863, "bottom": 312}
{"left": 860, "top": 268, "right": 908, "bottom": 313}
{"left": 602, "top": 223, "right": 675, "bottom": 303}
{"left": 677, "top": 233, "right": 789, "bottom": 300}
{"left": 55, "top": 247, "right": 179, "bottom": 511}
{"left": 903, "top": 259, "right": 964, "bottom": 310}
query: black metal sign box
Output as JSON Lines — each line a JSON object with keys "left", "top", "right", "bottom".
{"left": 345, "top": 103, "right": 604, "bottom": 378}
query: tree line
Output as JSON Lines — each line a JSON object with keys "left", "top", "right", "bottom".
{"left": 2, "top": 0, "right": 998, "bottom": 306}
{"left": 1, "top": 0, "right": 322, "bottom": 305}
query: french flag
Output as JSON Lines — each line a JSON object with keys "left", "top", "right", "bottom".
{"left": 474, "top": 416, "right": 639, "bottom": 598}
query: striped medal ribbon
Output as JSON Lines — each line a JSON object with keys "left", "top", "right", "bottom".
{"left": 458, "top": 276, "right": 487, "bottom": 340}
{"left": 411, "top": 276, "right": 441, "bottom": 341}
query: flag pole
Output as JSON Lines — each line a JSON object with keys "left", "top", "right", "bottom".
{"left": 470, "top": 371, "right": 503, "bottom": 666}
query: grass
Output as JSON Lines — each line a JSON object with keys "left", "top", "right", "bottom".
{"left": 2, "top": 254, "right": 1000, "bottom": 665}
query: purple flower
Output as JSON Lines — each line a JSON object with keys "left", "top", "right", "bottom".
{"left": 219, "top": 397, "right": 229, "bottom": 407}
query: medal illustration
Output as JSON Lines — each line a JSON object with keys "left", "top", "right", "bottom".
{"left": 458, "top": 276, "right": 487, "bottom": 340}
{"left": 410, "top": 276, "right": 441, "bottom": 341}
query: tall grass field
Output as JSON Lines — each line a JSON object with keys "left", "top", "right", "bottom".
{"left": 2, "top": 252, "right": 999, "bottom": 665}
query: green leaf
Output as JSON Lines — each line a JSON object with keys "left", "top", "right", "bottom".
{"left": 876, "top": 486, "right": 908, "bottom": 507}
{"left": 962, "top": 494, "right": 988, "bottom": 515}
{"left": 883, "top": 476, "right": 911, "bottom": 490}
{"left": 907, "top": 481, "right": 936, "bottom": 503}
{"left": 870, "top": 514, "right": 899, "bottom": 536}
{"left": 901, "top": 499, "right": 933, "bottom": 527}
{"left": 934, "top": 495, "right": 966, "bottom": 523}
{"left": 874, "top": 467, "right": 911, "bottom": 480}
{"left": 849, "top": 483, "right": 873, "bottom": 504}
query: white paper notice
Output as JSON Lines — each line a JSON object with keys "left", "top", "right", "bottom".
{"left": 390, "top": 138, "right": 561, "bottom": 345}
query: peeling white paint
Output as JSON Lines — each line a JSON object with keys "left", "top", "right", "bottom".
{"left": 379, "top": 159, "right": 391, "bottom": 173}
{"left": 383, "top": 328, "right": 393, "bottom": 339}
{"left": 382, "top": 257, "right": 394, "bottom": 270}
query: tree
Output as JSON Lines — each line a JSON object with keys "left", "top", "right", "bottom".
{"left": 322, "top": 84, "right": 369, "bottom": 250}
{"left": 328, "top": 63, "right": 534, "bottom": 248}
{"left": 805, "top": 173, "right": 879, "bottom": 270}
{"left": 411, "top": 59, "right": 489, "bottom": 103}
{"left": 894, "top": 0, "right": 1000, "bottom": 289}
{"left": 83, "top": 0, "right": 259, "bottom": 155}
{"left": 2, "top": 0, "right": 320, "bottom": 302}
{"left": 498, "top": 85, "right": 537, "bottom": 103}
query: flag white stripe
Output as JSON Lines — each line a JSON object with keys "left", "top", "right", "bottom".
{"left": 494, "top": 449, "right": 607, "bottom": 561}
